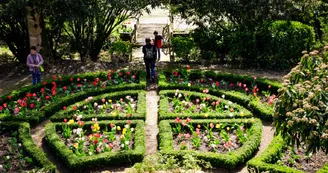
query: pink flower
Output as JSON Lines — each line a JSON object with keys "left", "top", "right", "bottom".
{"left": 186, "top": 117, "right": 191, "bottom": 123}
{"left": 216, "top": 100, "right": 221, "bottom": 105}
{"left": 132, "top": 75, "right": 136, "bottom": 79}
{"left": 63, "top": 86, "right": 67, "bottom": 91}
{"left": 14, "top": 107, "right": 20, "bottom": 114}
{"left": 229, "top": 83, "right": 234, "bottom": 87}
{"left": 110, "top": 123, "right": 115, "bottom": 128}
{"left": 184, "top": 133, "right": 191, "bottom": 139}
{"left": 96, "top": 147, "right": 101, "bottom": 153}
{"left": 245, "top": 88, "right": 249, "bottom": 92}
{"left": 127, "top": 114, "right": 131, "bottom": 118}
{"left": 101, "top": 98, "right": 106, "bottom": 103}
{"left": 196, "top": 99, "right": 200, "bottom": 103}
{"left": 182, "top": 122, "right": 187, "bottom": 126}
{"left": 195, "top": 128, "right": 200, "bottom": 135}
{"left": 127, "top": 120, "right": 131, "bottom": 124}
{"left": 253, "top": 76, "right": 257, "bottom": 80}
{"left": 108, "top": 143, "right": 113, "bottom": 148}
{"left": 0, "top": 106, "right": 3, "bottom": 111}
{"left": 174, "top": 117, "right": 181, "bottom": 123}
{"left": 29, "top": 103, "right": 35, "bottom": 109}
{"left": 268, "top": 85, "right": 271, "bottom": 89}
{"left": 210, "top": 123, "right": 214, "bottom": 129}
{"left": 32, "top": 93, "right": 37, "bottom": 97}
{"left": 52, "top": 75, "right": 57, "bottom": 80}
{"left": 238, "top": 83, "right": 242, "bottom": 87}
{"left": 63, "top": 106, "right": 67, "bottom": 110}
{"left": 45, "top": 95, "right": 50, "bottom": 100}
{"left": 243, "top": 84, "right": 247, "bottom": 88}
{"left": 230, "top": 108, "right": 234, "bottom": 112}
{"left": 215, "top": 81, "right": 219, "bottom": 87}
{"left": 126, "top": 71, "right": 131, "bottom": 76}
{"left": 40, "top": 88, "right": 45, "bottom": 94}
{"left": 178, "top": 134, "right": 183, "bottom": 138}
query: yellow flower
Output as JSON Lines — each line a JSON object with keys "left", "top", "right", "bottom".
{"left": 73, "top": 143, "right": 78, "bottom": 149}
{"left": 204, "top": 113, "right": 208, "bottom": 118}
{"left": 117, "top": 126, "right": 121, "bottom": 131}
{"left": 240, "top": 112, "right": 244, "bottom": 117}
{"left": 122, "top": 128, "right": 127, "bottom": 135}
{"left": 108, "top": 99, "right": 112, "bottom": 103}
{"left": 112, "top": 112, "right": 117, "bottom": 116}
{"left": 216, "top": 124, "right": 220, "bottom": 129}
{"left": 103, "top": 104, "right": 106, "bottom": 109}
{"left": 251, "top": 118, "right": 255, "bottom": 123}
{"left": 244, "top": 119, "right": 248, "bottom": 123}
{"left": 188, "top": 83, "right": 191, "bottom": 87}
{"left": 94, "top": 123, "right": 100, "bottom": 131}
{"left": 69, "top": 119, "right": 74, "bottom": 125}
{"left": 226, "top": 127, "right": 230, "bottom": 131}
{"left": 89, "top": 135, "right": 93, "bottom": 140}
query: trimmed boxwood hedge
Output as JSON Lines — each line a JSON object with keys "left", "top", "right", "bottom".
{"left": 159, "top": 73, "right": 275, "bottom": 120}
{"left": 0, "top": 83, "right": 146, "bottom": 125}
{"left": 45, "top": 120, "right": 145, "bottom": 172}
{"left": 247, "top": 135, "right": 328, "bottom": 173}
{"left": 0, "top": 122, "right": 56, "bottom": 172}
{"left": 159, "top": 90, "right": 253, "bottom": 120}
{"left": 50, "top": 90, "right": 146, "bottom": 122}
{"left": 158, "top": 118, "right": 262, "bottom": 169}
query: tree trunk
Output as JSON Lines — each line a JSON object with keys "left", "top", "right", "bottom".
{"left": 26, "top": 6, "right": 42, "bottom": 52}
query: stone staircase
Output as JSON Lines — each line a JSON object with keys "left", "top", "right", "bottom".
{"left": 136, "top": 23, "right": 167, "bottom": 45}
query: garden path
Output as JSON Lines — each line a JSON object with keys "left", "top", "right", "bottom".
{"left": 145, "top": 89, "right": 159, "bottom": 155}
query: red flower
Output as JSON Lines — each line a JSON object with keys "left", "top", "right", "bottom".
{"left": 119, "top": 72, "right": 123, "bottom": 77}
{"left": 127, "top": 120, "right": 131, "bottom": 124}
{"left": 77, "top": 121, "right": 84, "bottom": 126}
{"left": 29, "top": 103, "right": 35, "bottom": 109}
{"left": 110, "top": 123, "right": 115, "bottom": 128}
{"left": 110, "top": 69, "right": 114, "bottom": 73}
{"left": 126, "top": 71, "right": 131, "bottom": 76}
{"left": 63, "top": 106, "right": 67, "bottom": 110}
{"left": 77, "top": 84, "right": 82, "bottom": 87}
{"left": 0, "top": 106, "right": 3, "bottom": 111}
{"left": 52, "top": 75, "right": 57, "bottom": 80}
{"left": 52, "top": 82, "right": 57, "bottom": 88}
{"left": 52, "top": 89, "right": 56, "bottom": 96}
{"left": 3, "top": 103, "right": 7, "bottom": 108}
{"left": 59, "top": 77, "right": 62, "bottom": 81}
{"left": 174, "top": 117, "right": 181, "bottom": 123}
{"left": 95, "top": 78, "right": 100, "bottom": 83}
{"left": 229, "top": 83, "right": 234, "bottom": 87}
{"left": 182, "top": 122, "right": 187, "bottom": 126}
{"left": 93, "top": 81, "right": 98, "bottom": 87}
{"left": 94, "top": 140, "right": 98, "bottom": 145}
{"left": 215, "top": 81, "right": 219, "bottom": 87}
{"left": 70, "top": 78, "right": 73, "bottom": 82}
{"left": 7, "top": 95, "right": 11, "bottom": 99}
{"left": 26, "top": 93, "right": 32, "bottom": 97}
{"left": 32, "top": 93, "right": 37, "bottom": 97}
{"left": 40, "top": 88, "right": 45, "bottom": 94}
{"left": 186, "top": 65, "right": 190, "bottom": 70}
{"left": 14, "top": 107, "right": 20, "bottom": 114}
{"left": 200, "top": 79, "right": 204, "bottom": 83}
{"left": 93, "top": 133, "right": 101, "bottom": 138}
{"left": 72, "top": 106, "right": 77, "bottom": 111}
{"left": 63, "top": 86, "right": 67, "bottom": 91}
{"left": 64, "top": 119, "right": 67, "bottom": 123}
{"left": 42, "top": 82, "right": 47, "bottom": 85}
{"left": 132, "top": 75, "right": 136, "bottom": 79}
{"left": 45, "top": 95, "right": 50, "bottom": 100}
{"left": 185, "top": 117, "right": 191, "bottom": 123}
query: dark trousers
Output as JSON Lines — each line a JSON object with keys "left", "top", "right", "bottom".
{"left": 144, "top": 60, "right": 155, "bottom": 79}
{"left": 32, "top": 71, "right": 41, "bottom": 85}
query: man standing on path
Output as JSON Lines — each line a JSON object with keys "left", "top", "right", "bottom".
{"left": 26, "top": 46, "right": 44, "bottom": 85}
{"left": 153, "top": 31, "right": 163, "bottom": 61}
{"left": 143, "top": 38, "right": 157, "bottom": 82}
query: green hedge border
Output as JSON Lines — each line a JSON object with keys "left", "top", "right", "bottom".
{"left": 159, "top": 90, "right": 253, "bottom": 120}
{"left": 158, "top": 73, "right": 275, "bottom": 120}
{"left": 0, "top": 122, "right": 56, "bottom": 172}
{"left": 158, "top": 118, "right": 262, "bottom": 169}
{"left": 45, "top": 120, "right": 145, "bottom": 172}
{"left": 247, "top": 135, "right": 328, "bottom": 173}
{"left": 50, "top": 90, "right": 146, "bottom": 122}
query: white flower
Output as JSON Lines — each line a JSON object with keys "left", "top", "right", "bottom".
{"left": 84, "top": 79, "right": 87, "bottom": 82}
{"left": 76, "top": 128, "right": 83, "bottom": 136}
{"left": 225, "top": 105, "right": 229, "bottom": 109}
{"left": 131, "top": 104, "right": 136, "bottom": 109}
{"left": 73, "top": 129, "right": 77, "bottom": 134}
{"left": 6, "top": 156, "right": 10, "bottom": 160}
{"left": 229, "top": 113, "right": 233, "bottom": 117}
{"left": 125, "top": 141, "right": 130, "bottom": 145}
{"left": 131, "top": 128, "right": 134, "bottom": 132}
{"left": 211, "top": 144, "right": 216, "bottom": 148}
{"left": 89, "top": 152, "right": 92, "bottom": 156}
{"left": 176, "top": 89, "right": 179, "bottom": 93}
{"left": 0, "top": 164, "right": 2, "bottom": 171}
{"left": 18, "top": 143, "right": 21, "bottom": 147}
{"left": 178, "top": 93, "right": 182, "bottom": 98}
{"left": 200, "top": 104, "right": 206, "bottom": 107}
{"left": 203, "top": 136, "right": 208, "bottom": 141}
{"left": 126, "top": 95, "right": 131, "bottom": 100}
{"left": 77, "top": 114, "right": 83, "bottom": 121}
{"left": 94, "top": 102, "right": 98, "bottom": 107}
{"left": 222, "top": 95, "right": 225, "bottom": 99}
{"left": 98, "top": 105, "right": 103, "bottom": 109}
{"left": 125, "top": 125, "right": 130, "bottom": 129}
{"left": 130, "top": 98, "right": 134, "bottom": 103}
{"left": 76, "top": 103, "right": 80, "bottom": 107}
{"left": 121, "top": 144, "right": 124, "bottom": 148}
{"left": 116, "top": 103, "right": 121, "bottom": 107}
{"left": 83, "top": 105, "right": 87, "bottom": 109}
{"left": 228, "top": 101, "right": 232, "bottom": 105}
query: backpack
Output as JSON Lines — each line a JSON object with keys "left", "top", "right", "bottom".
{"left": 145, "top": 46, "right": 155, "bottom": 59}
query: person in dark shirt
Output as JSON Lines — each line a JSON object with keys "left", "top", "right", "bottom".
{"left": 153, "top": 31, "right": 163, "bottom": 61}
{"left": 142, "top": 38, "right": 157, "bottom": 82}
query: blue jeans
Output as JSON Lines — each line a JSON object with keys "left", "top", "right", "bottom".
{"left": 145, "top": 60, "right": 155, "bottom": 79}
{"left": 32, "top": 71, "right": 41, "bottom": 85}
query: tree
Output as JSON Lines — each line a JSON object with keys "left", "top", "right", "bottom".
{"left": 0, "top": 0, "right": 30, "bottom": 63}
{"left": 61, "top": 0, "right": 153, "bottom": 62}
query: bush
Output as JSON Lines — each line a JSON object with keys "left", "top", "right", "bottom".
{"left": 171, "top": 36, "right": 196, "bottom": 62}
{"left": 158, "top": 118, "right": 262, "bottom": 169}
{"left": 45, "top": 120, "right": 145, "bottom": 171}
{"left": 109, "top": 39, "right": 132, "bottom": 63}
{"left": 274, "top": 47, "right": 328, "bottom": 153}
{"left": 0, "top": 122, "right": 56, "bottom": 172}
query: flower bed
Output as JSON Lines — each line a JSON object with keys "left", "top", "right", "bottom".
{"left": 0, "top": 122, "right": 56, "bottom": 172}
{"left": 0, "top": 71, "right": 146, "bottom": 125}
{"left": 247, "top": 135, "right": 328, "bottom": 173}
{"left": 159, "top": 73, "right": 276, "bottom": 120}
{"left": 159, "top": 118, "right": 262, "bottom": 168}
{"left": 45, "top": 120, "right": 145, "bottom": 171}
{"left": 50, "top": 90, "right": 146, "bottom": 122}
{"left": 159, "top": 90, "right": 252, "bottom": 120}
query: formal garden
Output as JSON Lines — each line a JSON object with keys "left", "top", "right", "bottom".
{"left": 2, "top": 1, "right": 328, "bottom": 173}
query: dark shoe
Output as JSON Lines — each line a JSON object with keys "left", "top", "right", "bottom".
{"left": 152, "top": 77, "right": 155, "bottom": 83}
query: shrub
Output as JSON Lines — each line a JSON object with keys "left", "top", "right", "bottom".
{"left": 171, "top": 36, "right": 196, "bottom": 62}
{"left": 274, "top": 47, "right": 328, "bottom": 153}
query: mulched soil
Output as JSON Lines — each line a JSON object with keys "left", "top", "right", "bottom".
{"left": 281, "top": 146, "right": 328, "bottom": 173}
{"left": 173, "top": 129, "right": 246, "bottom": 154}
{"left": 0, "top": 132, "right": 35, "bottom": 173}
{"left": 168, "top": 99, "right": 232, "bottom": 114}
